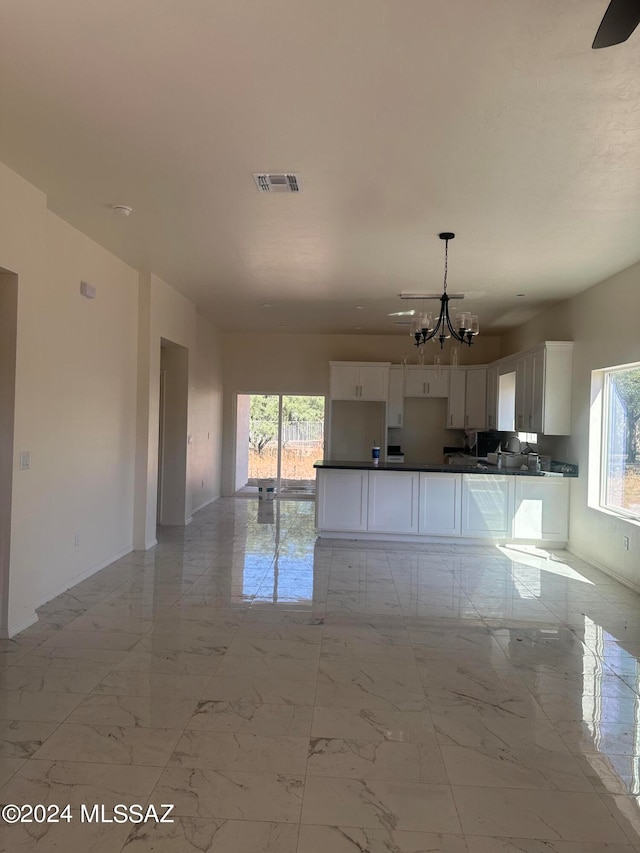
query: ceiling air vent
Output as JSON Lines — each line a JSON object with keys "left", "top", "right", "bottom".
{"left": 253, "top": 173, "right": 301, "bottom": 193}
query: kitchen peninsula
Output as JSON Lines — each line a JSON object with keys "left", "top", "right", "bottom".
{"left": 314, "top": 460, "right": 577, "bottom": 546}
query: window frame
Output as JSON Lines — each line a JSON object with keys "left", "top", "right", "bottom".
{"left": 595, "top": 362, "right": 640, "bottom": 524}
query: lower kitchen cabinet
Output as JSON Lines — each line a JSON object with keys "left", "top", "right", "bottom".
{"left": 513, "top": 476, "right": 569, "bottom": 541}
{"left": 461, "top": 474, "right": 514, "bottom": 539}
{"left": 316, "top": 469, "right": 369, "bottom": 531}
{"left": 419, "top": 473, "right": 462, "bottom": 536}
{"left": 368, "top": 470, "right": 419, "bottom": 534}
{"left": 315, "top": 467, "right": 570, "bottom": 545}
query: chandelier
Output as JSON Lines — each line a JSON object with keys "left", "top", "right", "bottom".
{"left": 408, "top": 232, "right": 479, "bottom": 349}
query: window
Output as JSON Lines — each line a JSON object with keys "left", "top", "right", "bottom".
{"left": 497, "top": 371, "right": 516, "bottom": 431}
{"left": 600, "top": 364, "right": 640, "bottom": 520}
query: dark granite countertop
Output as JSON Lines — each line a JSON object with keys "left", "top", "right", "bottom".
{"left": 314, "top": 460, "right": 578, "bottom": 478}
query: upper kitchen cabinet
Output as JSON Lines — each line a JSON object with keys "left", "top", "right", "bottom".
{"left": 486, "top": 365, "right": 499, "bottom": 430}
{"left": 387, "top": 365, "right": 404, "bottom": 427}
{"left": 404, "top": 366, "right": 450, "bottom": 398}
{"left": 447, "top": 367, "right": 487, "bottom": 429}
{"left": 513, "top": 342, "right": 573, "bottom": 435}
{"left": 465, "top": 367, "right": 487, "bottom": 429}
{"left": 447, "top": 368, "right": 466, "bottom": 429}
{"left": 329, "top": 362, "right": 390, "bottom": 401}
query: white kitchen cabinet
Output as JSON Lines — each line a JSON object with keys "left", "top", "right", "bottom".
{"left": 315, "top": 467, "right": 570, "bottom": 546}
{"left": 486, "top": 365, "right": 499, "bottom": 431}
{"left": 513, "top": 343, "right": 573, "bottom": 435}
{"left": 447, "top": 369, "right": 466, "bottom": 429}
{"left": 387, "top": 365, "right": 404, "bottom": 427}
{"left": 446, "top": 367, "right": 487, "bottom": 430}
{"left": 368, "top": 470, "right": 419, "bottom": 534}
{"left": 513, "top": 476, "right": 569, "bottom": 542}
{"left": 461, "top": 474, "right": 514, "bottom": 538}
{"left": 329, "top": 362, "right": 390, "bottom": 401}
{"left": 465, "top": 367, "right": 487, "bottom": 429}
{"left": 515, "top": 353, "right": 533, "bottom": 432}
{"left": 419, "top": 472, "right": 462, "bottom": 536}
{"left": 316, "top": 469, "right": 369, "bottom": 531}
{"left": 404, "top": 367, "right": 450, "bottom": 398}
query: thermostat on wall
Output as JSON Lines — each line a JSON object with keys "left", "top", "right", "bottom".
{"left": 80, "top": 281, "right": 96, "bottom": 299}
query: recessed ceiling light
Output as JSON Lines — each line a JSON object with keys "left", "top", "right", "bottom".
{"left": 262, "top": 303, "right": 272, "bottom": 308}
{"left": 516, "top": 293, "right": 526, "bottom": 297}
{"left": 355, "top": 305, "right": 364, "bottom": 310}
{"left": 111, "top": 204, "right": 132, "bottom": 217}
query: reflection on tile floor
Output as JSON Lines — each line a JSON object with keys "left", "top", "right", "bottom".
{"left": 2, "top": 499, "right": 640, "bottom": 850}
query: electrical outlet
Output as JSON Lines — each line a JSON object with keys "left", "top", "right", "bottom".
{"left": 74, "top": 532, "right": 80, "bottom": 547}
{"left": 623, "top": 535, "right": 630, "bottom": 551}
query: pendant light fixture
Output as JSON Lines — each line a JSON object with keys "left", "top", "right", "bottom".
{"left": 409, "top": 232, "right": 479, "bottom": 349}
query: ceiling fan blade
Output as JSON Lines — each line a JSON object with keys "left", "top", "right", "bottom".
{"left": 592, "top": 0, "right": 640, "bottom": 48}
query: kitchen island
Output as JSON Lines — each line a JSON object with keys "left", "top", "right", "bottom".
{"left": 314, "top": 460, "right": 576, "bottom": 545}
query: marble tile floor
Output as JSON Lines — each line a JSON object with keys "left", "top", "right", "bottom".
{"left": 2, "top": 499, "right": 640, "bottom": 850}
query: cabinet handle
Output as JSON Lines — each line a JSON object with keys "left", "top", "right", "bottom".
{"left": 427, "top": 382, "right": 430, "bottom": 395}
{"left": 465, "top": 415, "right": 469, "bottom": 426}
{"left": 423, "top": 382, "right": 426, "bottom": 395}
{"left": 450, "top": 414, "right": 453, "bottom": 426}
{"left": 529, "top": 413, "right": 532, "bottom": 428}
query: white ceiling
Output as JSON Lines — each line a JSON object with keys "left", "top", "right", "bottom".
{"left": 1, "top": 0, "right": 639, "bottom": 335}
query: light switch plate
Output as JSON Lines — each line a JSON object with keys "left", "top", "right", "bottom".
{"left": 19, "top": 451, "right": 31, "bottom": 470}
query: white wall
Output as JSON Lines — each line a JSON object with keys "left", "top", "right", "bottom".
{"left": 190, "top": 314, "right": 224, "bottom": 512}
{"left": 0, "top": 162, "right": 139, "bottom": 634}
{"left": 501, "top": 262, "right": 640, "bottom": 588}
{"left": 134, "top": 273, "right": 224, "bottom": 547}
{"left": 159, "top": 342, "right": 189, "bottom": 525}
{"left": 221, "top": 332, "right": 500, "bottom": 494}
{"left": 1, "top": 161, "right": 224, "bottom": 636}
{"left": 0, "top": 272, "right": 18, "bottom": 635}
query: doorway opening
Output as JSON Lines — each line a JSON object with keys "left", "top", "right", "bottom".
{"left": 0, "top": 269, "right": 18, "bottom": 637}
{"left": 156, "top": 339, "right": 189, "bottom": 526}
{"left": 235, "top": 394, "right": 325, "bottom": 498}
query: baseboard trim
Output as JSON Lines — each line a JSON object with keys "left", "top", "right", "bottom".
{"left": 34, "top": 543, "right": 134, "bottom": 610}
{"left": 191, "top": 494, "right": 220, "bottom": 515}
{"left": 567, "top": 544, "right": 640, "bottom": 595}
{"left": 4, "top": 611, "right": 39, "bottom": 639}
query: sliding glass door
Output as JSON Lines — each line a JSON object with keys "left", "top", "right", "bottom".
{"left": 235, "top": 394, "right": 325, "bottom": 498}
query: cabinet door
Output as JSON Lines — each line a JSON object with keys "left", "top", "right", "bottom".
{"left": 387, "top": 367, "right": 404, "bottom": 427}
{"left": 513, "top": 477, "right": 569, "bottom": 541}
{"left": 359, "top": 365, "right": 389, "bottom": 401}
{"left": 461, "top": 474, "right": 513, "bottom": 538}
{"left": 447, "top": 369, "right": 466, "bottom": 429}
{"left": 424, "top": 368, "right": 450, "bottom": 398}
{"left": 404, "top": 368, "right": 428, "bottom": 398}
{"left": 515, "top": 354, "right": 533, "bottom": 432}
{"left": 530, "top": 348, "right": 545, "bottom": 434}
{"left": 368, "top": 471, "right": 419, "bottom": 533}
{"left": 330, "top": 364, "right": 358, "bottom": 400}
{"left": 419, "top": 473, "right": 461, "bottom": 535}
{"left": 465, "top": 368, "right": 487, "bottom": 429}
{"left": 317, "top": 470, "right": 368, "bottom": 531}
{"left": 486, "top": 366, "right": 499, "bottom": 430}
